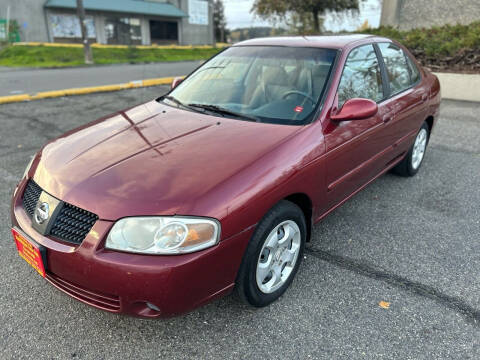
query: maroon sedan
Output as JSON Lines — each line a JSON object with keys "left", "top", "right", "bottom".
{"left": 11, "top": 35, "right": 440, "bottom": 318}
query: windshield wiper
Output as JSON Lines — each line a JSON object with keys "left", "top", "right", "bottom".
{"left": 161, "top": 95, "right": 205, "bottom": 114}
{"left": 188, "top": 103, "right": 260, "bottom": 122}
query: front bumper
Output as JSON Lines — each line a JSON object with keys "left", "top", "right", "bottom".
{"left": 11, "top": 180, "right": 253, "bottom": 318}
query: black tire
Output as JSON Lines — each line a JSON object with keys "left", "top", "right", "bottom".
{"left": 392, "top": 121, "right": 430, "bottom": 177}
{"left": 235, "top": 200, "right": 306, "bottom": 307}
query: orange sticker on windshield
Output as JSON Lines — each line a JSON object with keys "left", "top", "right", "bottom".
{"left": 294, "top": 106, "right": 303, "bottom": 113}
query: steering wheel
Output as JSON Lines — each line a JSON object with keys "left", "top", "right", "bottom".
{"left": 282, "top": 90, "right": 315, "bottom": 104}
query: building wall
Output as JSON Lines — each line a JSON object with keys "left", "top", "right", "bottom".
{"left": 45, "top": 9, "right": 183, "bottom": 46}
{"left": 0, "top": 0, "right": 49, "bottom": 42}
{"left": 1, "top": 0, "right": 213, "bottom": 45}
{"left": 381, "top": 0, "right": 480, "bottom": 30}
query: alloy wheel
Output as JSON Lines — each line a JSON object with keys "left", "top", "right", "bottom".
{"left": 255, "top": 220, "right": 301, "bottom": 294}
{"left": 411, "top": 128, "right": 428, "bottom": 170}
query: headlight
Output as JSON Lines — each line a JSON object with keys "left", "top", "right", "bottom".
{"left": 23, "top": 155, "right": 35, "bottom": 179}
{"left": 106, "top": 217, "right": 220, "bottom": 254}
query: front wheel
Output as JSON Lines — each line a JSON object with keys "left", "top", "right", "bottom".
{"left": 392, "top": 121, "right": 430, "bottom": 177}
{"left": 235, "top": 200, "right": 306, "bottom": 307}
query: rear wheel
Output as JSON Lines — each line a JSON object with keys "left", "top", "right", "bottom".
{"left": 236, "top": 200, "right": 306, "bottom": 307}
{"left": 392, "top": 121, "right": 430, "bottom": 177}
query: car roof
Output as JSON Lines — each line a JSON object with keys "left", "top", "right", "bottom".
{"left": 233, "top": 34, "right": 388, "bottom": 49}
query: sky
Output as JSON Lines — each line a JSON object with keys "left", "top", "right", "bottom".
{"left": 223, "top": 0, "right": 382, "bottom": 31}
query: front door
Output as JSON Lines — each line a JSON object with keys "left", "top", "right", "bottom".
{"left": 323, "top": 44, "right": 392, "bottom": 210}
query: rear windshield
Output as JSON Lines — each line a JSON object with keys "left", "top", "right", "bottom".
{"left": 166, "top": 46, "right": 337, "bottom": 125}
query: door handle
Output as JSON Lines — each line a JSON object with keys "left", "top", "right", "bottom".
{"left": 383, "top": 115, "right": 392, "bottom": 123}
{"left": 421, "top": 93, "right": 428, "bottom": 103}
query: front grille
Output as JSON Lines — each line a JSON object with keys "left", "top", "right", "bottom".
{"left": 22, "top": 180, "right": 98, "bottom": 245}
{"left": 22, "top": 180, "right": 42, "bottom": 217}
{"left": 50, "top": 203, "right": 98, "bottom": 244}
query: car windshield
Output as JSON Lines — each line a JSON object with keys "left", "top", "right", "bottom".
{"left": 164, "top": 46, "right": 337, "bottom": 125}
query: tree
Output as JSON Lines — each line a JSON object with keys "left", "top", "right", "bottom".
{"left": 252, "top": 0, "right": 361, "bottom": 33}
{"left": 76, "top": 0, "right": 93, "bottom": 64}
{"left": 213, "top": 0, "right": 227, "bottom": 43}
{"left": 357, "top": 19, "right": 370, "bottom": 31}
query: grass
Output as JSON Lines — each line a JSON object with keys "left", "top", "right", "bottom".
{"left": 0, "top": 45, "right": 224, "bottom": 68}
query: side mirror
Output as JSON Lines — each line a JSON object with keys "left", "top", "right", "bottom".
{"left": 171, "top": 77, "right": 184, "bottom": 89}
{"left": 330, "top": 98, "right": 378, "bottom": 121}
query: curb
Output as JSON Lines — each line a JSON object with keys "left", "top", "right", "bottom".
{"left": 0, "top": 76, "right": 181, "bottom": 105}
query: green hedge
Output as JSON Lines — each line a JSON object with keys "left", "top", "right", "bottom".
{"left": 360, "top": 21, "right": 480, "bottom": 72}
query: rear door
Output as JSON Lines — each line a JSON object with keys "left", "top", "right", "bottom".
{"left": 374, "top": 42, "right": 430, "bottom": 161}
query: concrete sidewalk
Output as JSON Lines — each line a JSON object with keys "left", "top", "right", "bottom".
{"left": 1, "top": 63, "right": 478, "bottom": 103}
{"left": 0, "top": 61, "right": 202, "bottom": 97}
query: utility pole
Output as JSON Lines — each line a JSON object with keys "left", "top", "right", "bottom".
{"left": 210, "top": 0, "right": 216, "bottom": 47}
{"left": 6, "top": 6, "right": 10, "bottom": 41}
{"left": 76, "top": 0, "right": 93, "bottom": 64}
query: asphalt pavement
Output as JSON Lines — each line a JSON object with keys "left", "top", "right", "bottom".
{"left": 0, "top": 61, "right": 202, "bottom": 96}
{"left": 0, "top": 89, "right": 479, "bottom": 359}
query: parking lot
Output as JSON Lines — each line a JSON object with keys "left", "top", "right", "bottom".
{"left": 0, "top": 88, "right": 479, "bottom": 359}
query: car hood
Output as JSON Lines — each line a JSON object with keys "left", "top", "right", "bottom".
{"left": 32, "top": 100, "right": 300, "bottom": 220}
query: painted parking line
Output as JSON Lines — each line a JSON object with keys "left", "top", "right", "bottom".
{"left": 0, "top": 76, "right": 183, "bottom": 105}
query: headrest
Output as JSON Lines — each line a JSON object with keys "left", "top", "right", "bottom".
{"left": 263, "top": 66, "right": 289, "bottom": 86}
{"left": 312, "top": 64, "right": 331, "bottom": 77}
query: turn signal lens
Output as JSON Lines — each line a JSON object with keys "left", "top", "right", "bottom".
{"left": 185, "top": 223, "right": 215, "bottom": 247}
{"left": 23, "top": 155, "right": 35, "bottom": 179}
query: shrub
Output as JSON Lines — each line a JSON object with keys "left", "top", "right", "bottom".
{"left": 360, "top": 21, "right": 480, "bottom": 72}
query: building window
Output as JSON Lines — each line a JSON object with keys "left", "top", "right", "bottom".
{"left": 49, "top": 14, "right": 96, "bottom": 43}
{"left": 188, "top": 0, "right": 209, "bottom": 25}
{"left": 149, "top": 20, "right": 178, "bottom": 45}
{"left": 105, "top": 17, "right": 142, "bottom": 45}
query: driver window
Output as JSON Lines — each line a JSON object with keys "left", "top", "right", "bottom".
{"left": 337, "top": 44, "right": 384, "bottom": 108}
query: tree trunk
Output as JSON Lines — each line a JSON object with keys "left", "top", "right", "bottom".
{"left": 76, "top": 0, "right": 93, "bottom": 65}
{"left": 312, "top": 9, "right": 320, "bottom": 33}
{"left": 220, "top": 26, "right": 225, "bottom": 43}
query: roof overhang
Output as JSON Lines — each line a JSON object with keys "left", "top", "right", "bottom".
{"left": 45, "top": 0, "right": 187, "bottom": 18}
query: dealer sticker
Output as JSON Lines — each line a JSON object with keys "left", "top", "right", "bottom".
{"left": 12, "top": 228, "right": 46, "bottom": 278}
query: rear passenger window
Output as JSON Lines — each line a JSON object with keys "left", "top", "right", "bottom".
{"left": 405, "top": 54, "right": 421, "bottom": 84}
{"left": 378, "top": 43, "right": 411, "bottom": 95}
{"left": 337, "top": 44, "right": 384, "bottom": 108}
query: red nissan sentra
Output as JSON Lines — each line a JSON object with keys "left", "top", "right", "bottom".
{"left": 11, "top": 35, "right": 440, "bottom": 318}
